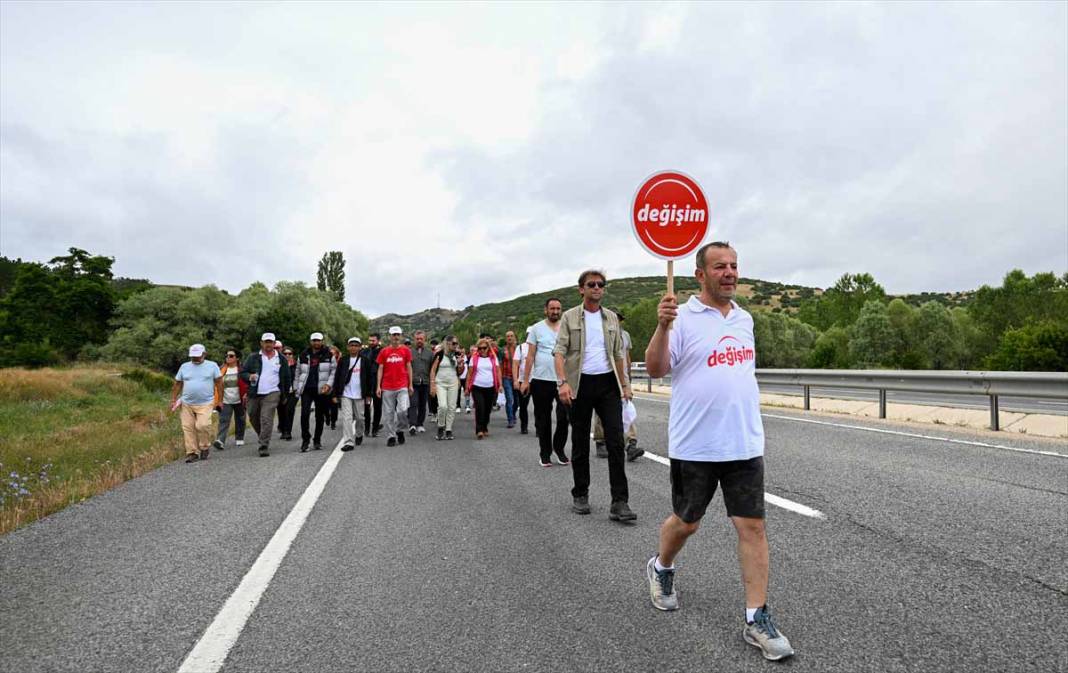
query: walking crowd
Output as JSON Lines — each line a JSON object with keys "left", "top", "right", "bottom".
{"left": 169, "top": 243, "right": 795, "bottom": 661}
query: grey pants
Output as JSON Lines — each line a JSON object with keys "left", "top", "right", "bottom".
{"left": 216, "top": 402, "right": 246, "bottom": 442}
{"left": 248, "top": 392, "right": 280, "bottom": 447}
{"left": 339, "top": 397, "right": 365, "bottom": 445}
{"left": 381, "top": 389, "right": 409, "bottom": 438}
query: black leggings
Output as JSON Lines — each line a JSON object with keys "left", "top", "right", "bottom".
{"left": 471, "top": 385, "right": 496, "bottom": 433}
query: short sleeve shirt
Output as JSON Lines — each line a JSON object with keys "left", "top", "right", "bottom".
{"left": 668, "top": 296, "right": 764, "bottom": 462}
{"left": 377, "top": 346, "right": 412, "bottom": 391}
{"left": 526, "top": 321, "right": 560, "bottom": 382}
{"left": 175, "top": 360, "right": 222, "bottom": 405}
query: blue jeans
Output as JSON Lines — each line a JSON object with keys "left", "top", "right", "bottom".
{"left": 502, "top": 378, "right": 517, "bottom": 425}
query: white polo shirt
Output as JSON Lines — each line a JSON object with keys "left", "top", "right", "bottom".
{"left": 257, "top": 351, "right": 282, "bottom": 395}
{"left": 668, "top": 296, "right": 764, "bottom": 462}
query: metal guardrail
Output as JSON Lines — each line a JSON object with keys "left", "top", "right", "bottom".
{"left": 629, "top": 364, "right": 1068, "bottom": 431}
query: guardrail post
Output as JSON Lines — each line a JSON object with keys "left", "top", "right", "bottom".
{"left": 803, "top": 385, "right": 810, "bottom": 411}
{"left": 647, "top": 377, "right": 652, "bottom": 393}
{"left": 989, "top": 395, "right": 999, "bottom": 431}
{"left": 879, "top": 389, "right": 887, "bottom": 419}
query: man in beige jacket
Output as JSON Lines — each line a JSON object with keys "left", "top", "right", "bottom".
{"left": 553, "top": 269, "right": 637, "bottom": 522}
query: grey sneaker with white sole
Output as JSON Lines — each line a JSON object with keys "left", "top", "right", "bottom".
{"left": 646, "top": 557, "right": 679, "bottom": 611}
{"left": 742, "top": 605, "right": 795, "bottom": 661}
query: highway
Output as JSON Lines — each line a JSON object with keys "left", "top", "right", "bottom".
{"left": 756, "top": 383, "right": 1068, "bottom": 415}
{"left": 1, "top": 398, "right": 1065, "bottom": 673}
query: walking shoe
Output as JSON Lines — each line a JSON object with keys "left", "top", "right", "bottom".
{"left": 476, "top": 432, "right": 485, "bottom": 440}
{"left": 595, "top": 441, "right": 608, "bottom": 458}
{"left": 520, "top": 428, "right": 529, "bottom": 435}
{"left": 417, "top": 426, "right": 426, "bottom": 434}
{"left": 409, "top": 425, "right": 417, "bottom": 436}
{"left": 465, "top": 407, "right": 471, "bottom": 414}
{"left": 236, "top": 439, "right": 245, "bottom": 446}
{"left": 743, "top": 606, "right": 795, "bottom": 661}
{"left": 212, "top": 439, "right": 224, "bottom": 451}
{"left": 371, "top": 432, "right": 379, "bottom": 438}
{"left": 571, "top": 496, "right": 591, "bottom": 515}
{"left": 455, "top": 407, "right": 462, "bottom": 413}
{"left": 554, "top": 454, "right": 570, "bottom": 466}
{"left": 300, "top": 441, "right": 309, "bottom": 453}
{"left": 626, "top": 445, "right": 645, "bottom": 462}
{"left": 258, "top": 445, "right": 269, "bottom": 457}
{"left": 185, "top": 453, "right": 200, "bottom": 463}
{"left": 609, "top": 501, "right": 637, "bottom": 522}
{"left": 341, "top": 444, "right": 355, "bottom": 452}
{"left": 646, "top": 557, "right": 679, "bottom": 611}
{"left": 540, "top": 458, "right": 553, "bottom": 467}
{"left": 387, "top": 437, "right": 397, "bottom": 447}
{"left": 445, "top": 431, "right": 454, "bottom": 440}
{"left": 397, "top": 432, "right": 406, "bottom": 445}
{"left": 355, "top": 437, "right": 363, "bottom": 446}
{"left": 437, "top": 428, "right": 445, "bottom": 440}
{"left": 313, "top": 441, "right": 323, "bottom": 451}
{"left": 199, "top": 448, "right": 210, "bottom": 460}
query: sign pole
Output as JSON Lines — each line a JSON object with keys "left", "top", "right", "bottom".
{"left": 666, "top": 260, "right": 674, "bottom": 296}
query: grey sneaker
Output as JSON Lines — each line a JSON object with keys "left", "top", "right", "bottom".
{"left": 212, "top": 439, "right": 224, "bottom": 451}
{"left": 571, "top": 496, "right": 591, "bottom": 515}
{"left": 743, "top": 606, "right": 795, "bottom": 661}
{"left": 646, "top": 557, "right": 678, "bottom": 611}
{"left": 595, "top": 441, "right": 608, "bottom": 458}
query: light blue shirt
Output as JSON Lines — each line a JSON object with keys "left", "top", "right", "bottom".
{"left": 175, "top": 360, "right": 222, "bottom": 405}
{"left": 526, "top": 321, "right": 561, "bottom": 382}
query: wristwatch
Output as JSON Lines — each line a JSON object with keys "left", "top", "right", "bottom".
{"left": 557, "top": 379, "right": 567, "bottom": 387}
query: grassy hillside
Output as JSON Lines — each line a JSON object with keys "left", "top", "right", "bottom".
{"left": 0, "top": 365, "right": 182, "bottom": 534}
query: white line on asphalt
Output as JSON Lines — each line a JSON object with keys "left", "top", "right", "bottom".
{"left": 638, "top": 449, "right": 826, "bottom": 519}
{"left": 177, "top": 439, "right": 347, "bottom": 673}
{"left": 634, "top": 395, "right": 1067, "bottom": 459}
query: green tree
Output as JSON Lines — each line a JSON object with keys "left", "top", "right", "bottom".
{"left": 808, "top": 325, "right": 852, "bottom": 368}
{"left": 799, "top": 272, "right": 886, "bottom": 331}
{"left": 913, "top": 301, "right": 958, "bottom": 369}
{"left": 316, "top": 251, "right": 346, "bottom": 302}
{"left": 753, "top": 311, "right": 818, "bottom": 368}
{"left": 886, "top": 298, "right": 925, "bottom": 368}
{"left": 968, "top": 270, "right": 1068, "bottom": 359}
{"left": 983, "top": 321, "right": 1068, "bottom": 371}
{"left": 849, "top": 300, "right": 895, "bottom": 368}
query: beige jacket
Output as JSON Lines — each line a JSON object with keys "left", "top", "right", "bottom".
{"left": 553, "top": 304, "right": 627, "bottom": 397}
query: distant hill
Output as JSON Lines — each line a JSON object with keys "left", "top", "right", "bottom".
{"left": 369, "top": 308, "right": 465, "bottom": 338}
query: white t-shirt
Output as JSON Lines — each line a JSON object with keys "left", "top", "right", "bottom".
{"left": 257, "top": 351, "right": 282, "bottom": 394}
{"left": 513, "top": 343, "right": 529, "bottom": 381}
{"left": 472, "top": 356, "right": 495, "bottom": 388}
{"left": 526, "top": 321, "right": 560, "bottom": 382}
{"left": 668, "top": 296, "right": 764, "bottom": 462}
{"left": 342, "top": 358, "right": 362, "bottom": 399}
{"left": 581, "top": 309, "right": 613, "bottom": 375}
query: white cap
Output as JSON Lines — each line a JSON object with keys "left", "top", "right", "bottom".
{"left": 188, "top": 344, "right": 206, "bottom": 357}
{"left": 388, "top": 326, "right": 403, "bottom": 335}
{"left": 261, "top": 332, "right": 276, "bottom": 342}
{"left": 347, "top": 337, "right": 362, "bottom": 345}
{"left": 310, "top": 332, "right": 324, "bottom": 341}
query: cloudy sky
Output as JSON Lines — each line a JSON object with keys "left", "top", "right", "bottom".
{"left": 1, "top": 2, "right": 1065, "bottom": 317}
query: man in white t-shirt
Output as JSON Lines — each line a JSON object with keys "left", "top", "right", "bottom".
{"left": 519, "top": 298, "right": 571, "bottom": 466}
{"left": 642, "top": 242, "right": 794, "bottom": 662}
{"left": 511, "top": 337, "right": 531, "bottom": 434}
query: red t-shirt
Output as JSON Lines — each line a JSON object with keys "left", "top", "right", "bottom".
{"left": 376, "top": 346, "right": 412, "bottom": 391}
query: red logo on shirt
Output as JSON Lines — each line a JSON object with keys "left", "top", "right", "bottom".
{"left": 707, "top": 335, "right": 755, "bottom": 368}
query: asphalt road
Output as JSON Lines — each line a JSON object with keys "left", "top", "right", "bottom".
{"left": 755, "top": 384, "right": 1068, "bottom": 415}
{"left": 1, "top": 399, "right": 1066, "bottom": 673}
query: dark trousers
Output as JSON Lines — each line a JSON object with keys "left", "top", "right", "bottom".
{"left": 277, "top": 393, "right": 297, "bottom": 435}
{"left": 531, "top": 379, "right": 569, "bottom": 462}
{"left": 471, "top": 385, "right": 496, "bottom": 433}
{"left": 328, "top": 398, "right": 338, "bottom": 427}
{"left": 513, "top": 387, "right": 530, "bottom": 432}
{"left": 428, "top": 386, "right": 438, "bottom": 415}
{"left": 569, "top": 373, "right": 628, "bottom": 503}
{"left": 300, "top": 390, "right": 330, "bottom": 442}
{"left": 364, "top": 396, "right": 382, "bottom": 434}
{"left": 408, "top": 383, "right": 430, "bottom": 427}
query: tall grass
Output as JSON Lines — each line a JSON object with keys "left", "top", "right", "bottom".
{"left": 0, "top": 365, "right": 184, "bottom": 534}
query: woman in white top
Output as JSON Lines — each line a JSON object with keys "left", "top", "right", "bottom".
{"left": 429, "top": 336, "right": 464, "bottom": 440}
{"left": 465, "top": 337, "right": 501, "bottom": 439}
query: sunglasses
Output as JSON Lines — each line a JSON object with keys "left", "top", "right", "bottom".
{"left": 585, "top": 281, "right": 606, "bottom": 289}
{"left": 283, "top": 351, "right": 293, "bottom": 356}
{"left": 226, "top": 353, "right": 236, "bottom": 358}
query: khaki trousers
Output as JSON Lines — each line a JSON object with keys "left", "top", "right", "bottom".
{"left": 180, "top": 403, "right": 215, "bottom": 456}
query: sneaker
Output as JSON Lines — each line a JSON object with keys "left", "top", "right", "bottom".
{"left": 465, "top": 407, "right": 471, "bottom": 414}
{"left": 743, "top": 606, "right": 795, "bottom": 661}
{"left": 520, "top": 428, "right": 529, "bottom": 435}
{"left": 355, "top": 437, "right": 363, "bottom": 446}
{"left": 258, "top": 445, "right": 269, "bottom": 457}
{"left": 437, "top": 428, "right": 445, "bottom": 440}
{"left": 539, "top": 459, "right": 553, "bottom": 467}
{"left": 236, "top": 439, "right": 245, "bottom": 446}
{"left": 571, "top": 496, "right": 591, "bottom": 515}
{"left": 387, "top": 437, "right": 397, "bottom": 447}
{"left": 199, "top": 448, "right": 210, "bottom": 460}
{"left": 455, "top": 407, "right": 462, "bottom": 413}
{"left": 409, "top": 425, "right": 417, "bottom": 436}
{"left": 445, "top": 431, "right": 454, "bottom": 440}
{"left": 300, "top": 441, "right": 309, "bottom": 453}
{"left": 595, "top": 442, "right": 608, "bottom": 458}
{"left": 185, "top": 453, "right": 200, "bottom": 463}
{"left": 212, "top": 439, "right": 224, "bottom": 451}
{"left": 313, "top": 441, "right": 323, "bottom": 451}
{"left": 417, "top": 426, "right": 426, "bottom": 434}
{"left": 397, "top": 432, "right": 406, "bottom": 445}
{"left": 626, "top": 445, "right": 645, "bottom": 462}
{"left": 341, "top": 444, "right": 355, "bottom": 452}
{"left": 646, "top": 557, "right": 679, "bottom": 611}
{"left": 609, "top": 501, "right": 637, "bottom": 522}
{"left": 371, "top": 432, "right": 379, "bottom": 438}
{"left": 554, "top": 454, "right": 570, "bottom": 466}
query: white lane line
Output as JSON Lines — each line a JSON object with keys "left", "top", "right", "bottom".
{"left": 177, "top": 439, "right": 347, "bottom": 673}
{"left": 638, "top": 449, "right": 825, "bottom": 519}
{"left": 634, "top": 395, "right": 1067, "bottom": 459}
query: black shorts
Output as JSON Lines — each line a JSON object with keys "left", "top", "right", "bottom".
{"left": 670, "top": 456, "right": 765, "bottom": 522}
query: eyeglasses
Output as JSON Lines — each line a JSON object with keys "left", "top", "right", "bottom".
{"left": 283, "top": 351, "right": 293, "bottom": 356}
{"left": 226, "top": 353, "right": 236, "bottom": 358}
{"left": 585, "top": 281, "right": 606, "bottom": 289}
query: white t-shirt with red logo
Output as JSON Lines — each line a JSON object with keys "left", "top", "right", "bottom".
{"left": 668, "top": 296, "right": 764, "bottom": 462}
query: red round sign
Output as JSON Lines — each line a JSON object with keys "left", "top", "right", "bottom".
{"left": 631, "top": 170, "right": 709, "bottom": 260}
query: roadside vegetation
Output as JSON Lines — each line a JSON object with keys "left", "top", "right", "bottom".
{"left": 0, "top": 365, "right": 181, "bottom": 534}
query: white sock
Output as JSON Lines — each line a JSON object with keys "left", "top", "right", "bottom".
{"left": 653, "top": 556, "right": 674, "bottom": 573}
{"left": 745, "top": 607, "right": 759, "bottom": 623}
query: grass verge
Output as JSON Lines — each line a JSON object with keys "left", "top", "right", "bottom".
{"left": 0, "top": 364, "right": 182, "bottom": 535}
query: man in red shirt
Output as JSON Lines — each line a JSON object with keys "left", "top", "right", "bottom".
{"left": 376, "top": 326, "right": 414, "bottom": 447}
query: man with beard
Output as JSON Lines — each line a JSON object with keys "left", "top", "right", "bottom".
{"left": 363, "top": 333, "right": 383, "bottom": 437}
{"left": 519, "top": 298, "right": 570, "bottom": 468}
